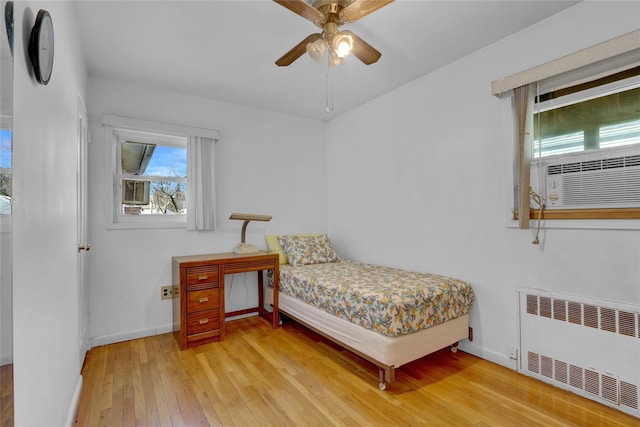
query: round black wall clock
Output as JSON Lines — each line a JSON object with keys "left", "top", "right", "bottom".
{"left": 28, "top": 9, "right": 54, "bottom": 85}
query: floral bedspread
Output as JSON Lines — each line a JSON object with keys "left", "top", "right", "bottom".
{"left": 278, "top": 259, "right": 474, "bottom": 337}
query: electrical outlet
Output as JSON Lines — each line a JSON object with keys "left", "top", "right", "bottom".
{"left": 172, "top": 285, "right": 180, "bottom": 298}
{"left": 508, "top": 346, "right": 518, "bottom": 360}
{"left": 161, "top": 285, "right": 173, "bottom": 300}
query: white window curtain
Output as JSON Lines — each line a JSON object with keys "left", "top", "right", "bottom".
{"left": 187, "top": 136, "right": 216, "bottom": 231}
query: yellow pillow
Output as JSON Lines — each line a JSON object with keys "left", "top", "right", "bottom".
{"left": 265, "top": 234, "right": 325, "bottom": 265}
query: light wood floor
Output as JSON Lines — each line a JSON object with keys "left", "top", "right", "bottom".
{"left": 76, "top": 316, "right": 638, "bottom": 426}
{"left": 0, "top": 364, "right": 12, "bottom": 427}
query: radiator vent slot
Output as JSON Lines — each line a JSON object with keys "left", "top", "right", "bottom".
{"left": 584, "top": 304, "right": 599, "bottom": 329}
{"left": 568, "top": 301, "right": 582, "bottom": 325}
{"left": 569, "top": 364, "right": 583, "bottom": 390}
{"left": 528, "top": 351, "right": 539, "bottom": 374}
{"left": 520, "top": 291, "right": 639, "bottom": 417}
{"left": 527, "top": 294, "right": 538, "bottom": 315}
{"left": 553, "top": 299, "right": 566, "bottom": 321}
{"left": 602, "top": 374, "right": 619, "bottom": 404}
{"left": 622, "top": 381, "right": 639, "bottom": 410}
{"left": 619, "top": 311, "right": 636, "bottom": 337}
{"left": 555, "top": 360, "right": 568, "bottom": 384}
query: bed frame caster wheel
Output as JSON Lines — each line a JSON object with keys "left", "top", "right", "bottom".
{"left": 450, "top": 342, "right": 459, "bottom": 353}
{"left": 278, "top": 314, "right": 283, "bottom": 326}
{"left": 379, "top": 382, "right": 386, "bottom": 391}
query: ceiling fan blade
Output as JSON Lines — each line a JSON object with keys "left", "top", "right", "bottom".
{"left": 276, "top": 33, "right": 323, "bottom": 66}
{"left": 343, "top": 31, "right": 381, "bottom": 65}
{"left": 273, "top": 0, "right": 325, "bottom": 27}
{"left": 340, "top": 0, "right": 394, "bottom": 23}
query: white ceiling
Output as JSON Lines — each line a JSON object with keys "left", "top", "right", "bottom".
{"left": 73, "top": 0, "right": 580, "bottom": 121}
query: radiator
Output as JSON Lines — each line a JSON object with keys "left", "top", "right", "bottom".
{"left": 518, "top": 289, "right": 639, "bottom": 418}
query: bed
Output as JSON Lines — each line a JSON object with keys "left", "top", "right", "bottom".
{"left": 264, "top": 234, "right": 475, "bottom": 390}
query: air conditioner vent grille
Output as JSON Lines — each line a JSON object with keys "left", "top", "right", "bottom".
{"left": 562, "top": 168, "right": 640, "bottom": 206}
{"left": 546, "top": 154, "right": 640, "bottom": 175}
{"left": 626, "top": 154, "right": 640, "bottom": 167}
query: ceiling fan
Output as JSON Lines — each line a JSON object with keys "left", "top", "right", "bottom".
{"left": 274, "top": 0, "right": 394, "bottom": 67}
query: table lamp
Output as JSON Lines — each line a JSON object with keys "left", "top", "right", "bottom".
{"left": 229, "top": 213, "right": 272, "bottom": 254}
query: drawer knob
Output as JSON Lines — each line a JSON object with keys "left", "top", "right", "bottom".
{"left": 198, "top": 297, "right": 209, "bottom": 303}
{"left": 198, "top": 275, "right": 208, "bottom": 281}
{"left": 199, "top": 319, "right": 209, "bottom": 325}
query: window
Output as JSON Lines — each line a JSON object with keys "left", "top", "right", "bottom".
{"left": 491, "top": 31, "right": 640, "bottom": 227}
{"left": 116, "top": 130, "right": 187, "bottom": 220}
{"left": 527, "top": 71, "right": 640, "bottom": 220}
{"left": 103, "top": 114, "right": 219, "bottom": 230}
{"left": 0, "top": 128, "right": 10, "bottom": 217}
{"left": 533, "top": 72, "right": 640, "bottom": 158}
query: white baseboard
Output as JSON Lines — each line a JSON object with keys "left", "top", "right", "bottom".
{"left": 65, "top": 375, "right": 83, "bottom": 427}
{"left": 90, "top": 314, "right": 261, "bottom": 348}
{"left": 459, "top": 340, "right": 517, "bottom": 371}
{"left": 91, "top": 323, "right": 173, "bottom": 347}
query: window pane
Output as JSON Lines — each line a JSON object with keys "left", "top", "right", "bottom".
{"left": 121, "top": 179, "right": 187, "bottom": 215}
{"left": 146, "top": 145, "right": 187, "bottom": 177}
{"left": 534, "top": 86, "right": 639, "bottom": 157}
{"left": 599, "top": 119, "right": 640, "bottom": 149}
{"left": 534, "top": 131, "right": 584, "bottom": 158}
{"left": 121, "top": 141, "right": 186, "bottom": 177}
{"left": 0, "top": 129, "right": 11, "bottom": 214}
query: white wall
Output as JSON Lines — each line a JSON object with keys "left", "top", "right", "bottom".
{"left": 87, "top": 77, "right": 327, "bottom": 345}
{"left": 326, "top": 1, "right": 640, "bottom": 367}
{"left": 0, "top": 0, "right": 13, "bottom": 366}
{"left": 12, "top": 1, "right": 87, "bottom": 425}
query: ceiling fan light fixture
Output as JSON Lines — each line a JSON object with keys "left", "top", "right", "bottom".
{"left": 327, "top": 49, "right": 344, "bottom": 67}
{"left": 333, "top": 32, "right": 354, "bottom": 59}
{"left": 306, "top": 38, "right": 327, "bottom": 62}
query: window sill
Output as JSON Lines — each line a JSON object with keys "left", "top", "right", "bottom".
{"left": 107, "top": 219, "right": 186, "bottom": 230}
{"left": 509, "top": 208, "right": 640, "bottom": 230}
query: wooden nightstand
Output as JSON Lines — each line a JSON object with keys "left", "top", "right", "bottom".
{"left": 172, "top": 251, "right": 279, "bottom": 350}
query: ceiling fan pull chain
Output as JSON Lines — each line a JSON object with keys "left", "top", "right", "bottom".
{"left": 325, "top": 65, "right": 334, "bottom": 113}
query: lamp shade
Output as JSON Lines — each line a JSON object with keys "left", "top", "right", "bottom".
{"left": 306, "top": 38, "right": 327, "bottom": 62}
{"left": 333, "top": 32, "right": 354, "bottom": 59}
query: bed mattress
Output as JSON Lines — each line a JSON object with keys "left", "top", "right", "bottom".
{"left": 276, "top": 260, "right": 474, "bottom": 337}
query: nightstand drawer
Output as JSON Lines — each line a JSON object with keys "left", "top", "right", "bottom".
{"left": 187, "top": 309, "right": 220, "bottom": 335}
{"left": 187, "top": 289, "right": 219, "bottom": 313}
{"left": 186, "top": 266, "right": 219, "bottom": 286}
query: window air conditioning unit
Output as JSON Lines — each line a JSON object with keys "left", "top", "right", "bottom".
{"left": 122, "top": 179, "right": 150, "bottom": 205}
{"left": 531, "top": 146, "right": 640, "bottom": 209}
